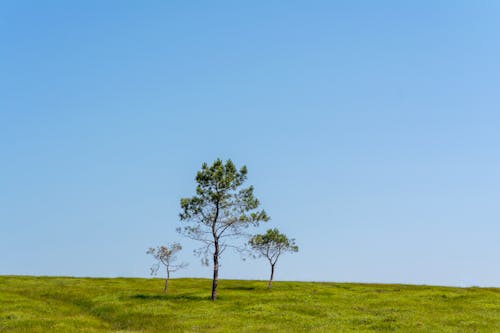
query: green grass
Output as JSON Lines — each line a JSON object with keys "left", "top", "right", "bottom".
{"left": 1, "top": 276, "right": 499, "bottom": 332}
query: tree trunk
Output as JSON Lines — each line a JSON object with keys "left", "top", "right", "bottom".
{"left": 211, "top": 242, "right": 219, "bottom": 301}
{"left": 268, "top": 264, "right": 275, "bottom": 289}
{"left": 164, "top": 270, "right": 170, "bottom": 293}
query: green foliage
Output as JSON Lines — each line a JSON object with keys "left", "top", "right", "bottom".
{"left": 1, "top": 276, "right": 500, "bottom": 332}
{"left": 249, "top": 228, "right": 298, "bottom": 264}
{"left": 178, "top": 159, "right": 269, "bottom": 250}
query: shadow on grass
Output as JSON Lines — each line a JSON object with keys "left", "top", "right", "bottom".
{"left": 132, "top": 293, "right": 208, "bottom": 301}
{"left": 223, "top": 286, "right": 257, "bottom": 291}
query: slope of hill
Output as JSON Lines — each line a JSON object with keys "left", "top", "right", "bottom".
{"left": 1, "top": 276, "right": 499, "bottom": 332}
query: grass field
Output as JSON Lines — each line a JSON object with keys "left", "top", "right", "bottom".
{"left": 1, "top": 276, "right": 499, "bottom": 332}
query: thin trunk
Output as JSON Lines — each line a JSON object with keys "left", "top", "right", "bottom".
{"left": 164, "top": 270, "right": 170, "bottom": 293}
{"left": 211, "top": 241, "right": 219, "bottom": 301}
{"left": 268, "top": 263, "right": 275, "bottom": 289}
{"left": 210, "top": 199, "right": 220, "bottom": 302}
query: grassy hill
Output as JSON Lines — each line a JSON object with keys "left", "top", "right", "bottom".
{"left": 1, "top": 276, "right": 499, "bottom": 332}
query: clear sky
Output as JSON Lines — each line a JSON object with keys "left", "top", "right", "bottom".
{"left": 1, "top": 1, "right": 499, "bottom": 287}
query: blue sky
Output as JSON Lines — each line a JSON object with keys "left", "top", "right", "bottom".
{"left": 1, "top": 1, "right": 499, "bottom": 286}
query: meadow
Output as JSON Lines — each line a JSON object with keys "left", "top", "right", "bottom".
{"left": 1, "top": 276, "right": 499, "bottom": 332}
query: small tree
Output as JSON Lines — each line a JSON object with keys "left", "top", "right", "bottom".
{"left": 147, "top": 242, "right": 187, "bottom": 293}
{"left": 249, "top": 228, "right": 298, "bottom": 289}
{"left": 178, "top": 159, "right": 269, "bottom": 301}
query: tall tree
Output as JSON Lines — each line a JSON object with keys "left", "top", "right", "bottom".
{"left": 178, "top": 159, "right": 269, "bottom": 301}
{"left": 249, "top": 228, "right": 298, "bottom": 289}
{"left": 147, "top": 242, "right": 187, "bottom": 292}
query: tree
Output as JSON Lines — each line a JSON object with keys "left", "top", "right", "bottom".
{"left": 147, "top": 242, "right": 187, "bottom": 293}
{"left": 178, "top": 159, "right": 269, "bottom": 301}
{"left": 249, "top": 228, "right": 298, "bottom": 289}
